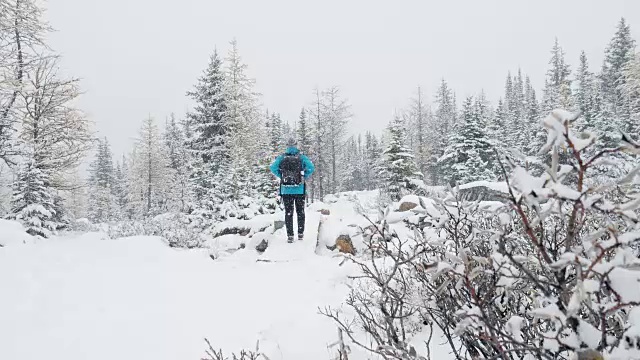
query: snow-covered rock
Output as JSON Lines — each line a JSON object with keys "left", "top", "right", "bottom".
{"left": 458, "top": 180, "right": 509, "bottom": 201}
{"left": 210, "top": 213, "right": 275, "bottom": 238}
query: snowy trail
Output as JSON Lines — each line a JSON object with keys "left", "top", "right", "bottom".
{"left": 0, "top": 191, "right": 453, "bottom": 359}
{"left": 0, "top": 230, "right": 358, "bottom": 360}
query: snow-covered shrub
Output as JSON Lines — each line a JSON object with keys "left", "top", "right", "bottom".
{"left": 325, "top": 109, "right": 640, "bottom": 360}
{"left": 106, "top": 220, "right": 147, "bottom": 239}
{"left": 65, "top": 218, "right": 99, "bottom": 233}
{"left": 106, "top": 213, "right": 207, "bottom": 248}
{"left": 145, "top": 212, "right": 208, "bottom": 248}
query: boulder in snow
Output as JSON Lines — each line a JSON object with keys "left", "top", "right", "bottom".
{"left": 211, "top": 215, "right": 274, "bottom": 238}
{"left": 327, "top": 234, "right": 355, "bottom": 255}
{"left": 398, "top": 201, "right": 418, "bottom": 212}
{"left": 458, "top": 181, "right": 508, "bottom": 202}
{"left": 274, "top": 220, "right": 285, "bottom": 231}
{"left": 255, "top": 239, "right": 268, "bottom": 252}
{"left": 318, "top": 209, "right": 331, "bottom": 215}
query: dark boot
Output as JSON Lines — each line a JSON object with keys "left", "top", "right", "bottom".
{"left": 287, "top": 235, "right": 294, "bottom": 243}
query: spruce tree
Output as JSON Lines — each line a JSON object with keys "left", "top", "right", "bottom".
{"left": 622, "top": 53, "right": 640, "bottom": 135}
{"left": 87, "top": 138, "right": 117, "bottom": 223}
{"left": 523, "top": 76, "right": 541, "bottom": 156}
{"left": 269, "top": 112, "right": 284, "bottom": 155}
{"left": 10, "top": 158, "right": 56, "bottom": 237}
{"left": 339, "top": 136, "right": 358, "bottom": 192}
{"left": 113, "top": 158, "right": 128, "bottom": 219}
{"left": 297, "top": 108, "right": 312, "bottom": 155}
{"left": 601, "top": 17, "right": 636, "bottom": 124}
{"left": 575, "top": 51, "right": 599, "bottom": 130}
{"left": 512, "top": 69, "right": 525, "bottom": 122}
{"left": 163, "top": 113, "right": 191, "bottom": 212}
{"left": 432, "top": 79, "right": 457, "bottom": 184}
{"left": 438, "top": 96, "right": 495, "bottom": 186}
{"left": 488, "top": 98, "right": 508, "bottom": 149}
{"left": 185, "top": 49, "right": 228, "bottom": 205}
{"left": 381, "top": 116, "right": 422, "bottom": 201}
{"left": 541, "top": 38, "right": 574, "bottom": 114}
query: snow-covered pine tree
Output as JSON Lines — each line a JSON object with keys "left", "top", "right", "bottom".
{"left": 163, "top": 113, "right": 191, "bottom": 213}
{"left": 338, "top": 135, "right": 358, "bottom": 192}
{"left": 296, "top": 108, "right": 312, "bottom": 155}
{"left": 622, "top": 52, "right": 640, "bottom": 135}
{"left": 522, "top": 75, "right": 541, "bottom": 156}
{"left": 381, "top": 115, "right": 422, "bottom": 202}
{"left": 185, "top": 49, "right": 229, "bottom": 207}
{"left": 112, "top": 157, "right": 128, "bottom": 219}
{"left": 533, "top": 38, "right": 575, "bottom": 162}
{"left": 269, "top": 112, "right": 284, "bottom": 155}
{"left": 487, "top": 98, "right": 508, "bottom": 150}
{"left": 250, "top": 109, "right": 278, "bottom": 214}
{"left": 87, "top": 138, "right": 117, "bottom": 223}
{"left": 438, "top": 95, "right": 495, "bottom": 186}
{"left": 509, "top": 70, "right": 529, "bottom": 151}
{"left": 600, "top": 17, "right": 636, "bottom": 127}
{"left": 282, "top": 120, "right": 293, "bottom": 141}
{"left": 124, "top": 147, "right": 142, "bottom": 219}
{"left": 431, "top": 79, "right": 457, "bottom": 185}
{"left": 222, "top": 39, "right": 263, "bottom": 203}
{"left": 541, "top": 38, "right": 574, "bottom": 114}
{"left": 512, "top": 69, "right": 525, "bottom": 122}
{"left": 503, "top": 71, "right": 514, "bottom": 117}
{"left": 353, "top": 134, "right": 366, "bottom": 191}
{"left": 364, "top": 131, "right": 382, "bottom": 191}
{"left": 575, "top": 51, "right": 599, "bottom": 130}
{"left": 495, "top": 73, "right": 517, "bottom": 151}
{"left": 131, "top": 116, "right": 169, "bottom": 217}
{"left": 10, "top": 157, "right": 56, "bottom": 237}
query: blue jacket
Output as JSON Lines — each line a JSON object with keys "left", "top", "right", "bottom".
{"left": 270, "top": 147, "right": 315, "bottom": 195}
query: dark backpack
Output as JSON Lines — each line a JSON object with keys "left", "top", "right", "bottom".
{"left": 279, "top": 154, "right": 303, "bottom": 186}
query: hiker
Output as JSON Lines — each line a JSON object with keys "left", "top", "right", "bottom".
{"left": 269, "top": 137, "right": 315, "bottom": 243}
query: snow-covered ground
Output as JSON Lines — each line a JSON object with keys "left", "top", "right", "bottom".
{"left": 0, "top": 191, "right": 453, "bottom": 360}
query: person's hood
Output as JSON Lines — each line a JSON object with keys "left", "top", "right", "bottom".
{"left": 285, "top": 146, "right": 300, "bottom": 155}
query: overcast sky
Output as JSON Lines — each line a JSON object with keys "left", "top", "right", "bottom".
{"left": 44, "top": 0, "right": 640, "bottom": 159}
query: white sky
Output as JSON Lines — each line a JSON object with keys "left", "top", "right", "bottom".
{"left": 44, "top": 0, "right": 640, "bottom": 159}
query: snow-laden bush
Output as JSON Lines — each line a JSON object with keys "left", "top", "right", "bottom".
{"left": 106, "top": 212, "right": 207, "bottom": 248}
{"left": 324, "top": 110, "right": 640, "bottom": 360}
{"left": 64, "top": 217, "right": 99, "bottom": 233}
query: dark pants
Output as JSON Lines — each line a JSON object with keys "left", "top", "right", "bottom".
{"left": 282, "top": 195, "right": 305, "bottom": 237}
